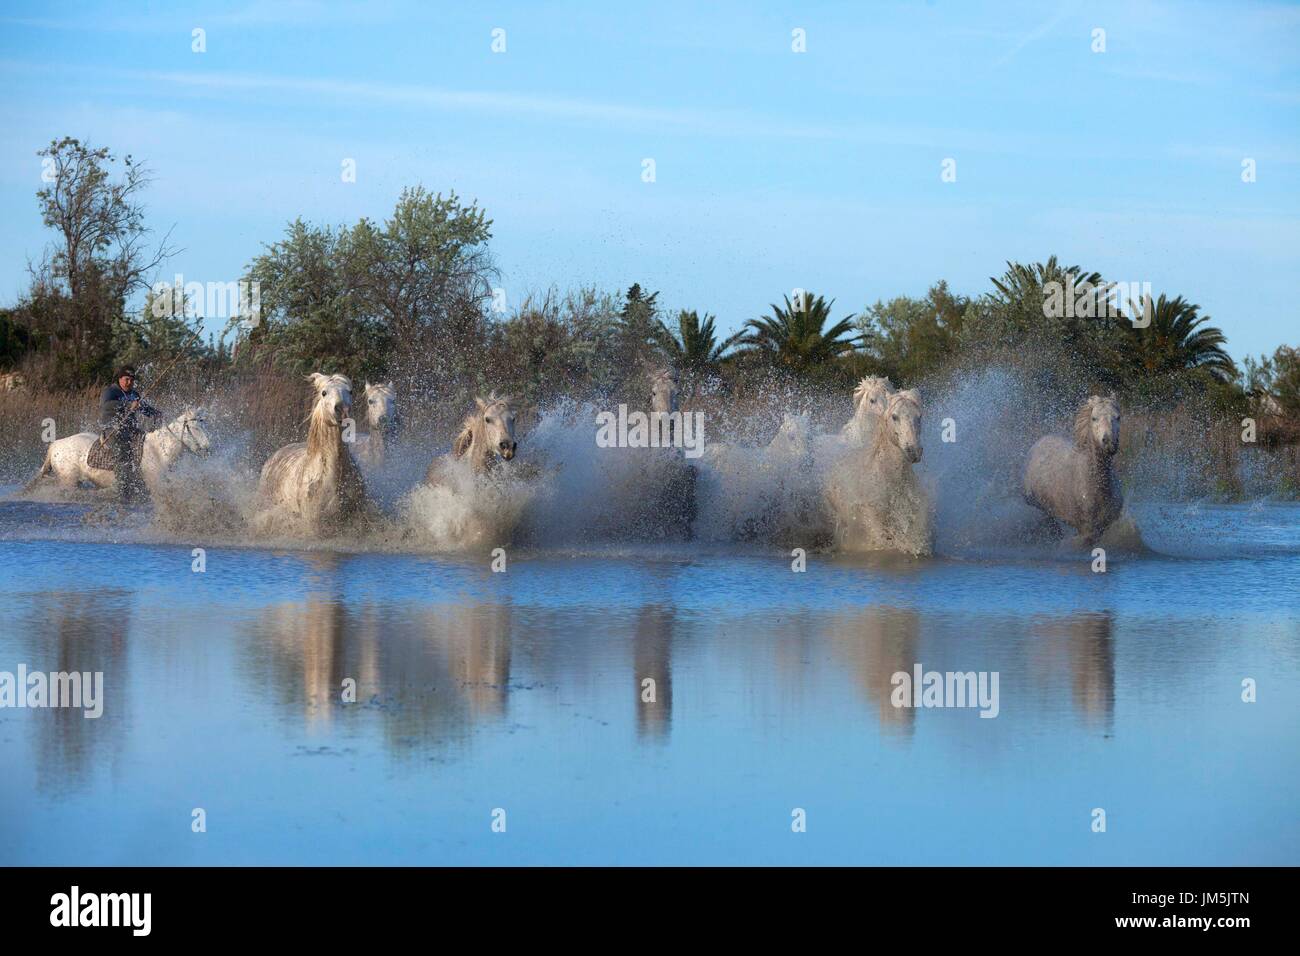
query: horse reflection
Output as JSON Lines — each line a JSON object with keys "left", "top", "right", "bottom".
{"left": 1030, "top": 612, "right": 1115, "bottom": 729}
{"left": 632, "top": 605, "right": 676, "bottom": 739}
{"left": 831, "top": 606, "right": 921, "bottom": 736}
{"left": 16, "top": 590, "right": 132, "bottom": 791}
{"left": 243, "top": 596, "right": 514, "bottom": 748}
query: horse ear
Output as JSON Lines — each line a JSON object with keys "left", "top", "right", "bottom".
{"left": 474, "top": 396, "right": 489, "bottom": 412}
{"left": 364, "top": 380, "right": 371, "bottom": 392}
{"left": 452, "top": 426, "right": 473, "bottom": 458}
{"left": 385, "top": 381, "right": 394, "bottom": 391}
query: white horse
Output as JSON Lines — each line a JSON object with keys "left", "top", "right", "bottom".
{"left": 768, "top": 411, "right": 813, "bottom": 464}
{"left": 406, "top": 394, "right": 530, "bottom": 550}
{"left": 1023, "top": 395, "right": 1124, "bottom": 546}
{"left": 839, "top": 375, "right": 895, "bottom": 445}
{"left": 649, "top": 367, "right": 677, "bottom": 417}
{"left": 827, "top": 389, "right": 931, "bottom": 555}
{"left": 255, "top": 374, "right": 371, "bottom": 534}
{"left": 25, "top": 407, "right": 212, "bottom": 496}
{"left": 350, "top": 381, "right": 399, "bottom": 468}
{"left": 425, "top": 394, "right": 518, "bottom": 483}
{"left": 696, "top": 410, "right": 821, "bottom": 544}
{"left": 646, "top": 368, "right": 696, "bottom": 538}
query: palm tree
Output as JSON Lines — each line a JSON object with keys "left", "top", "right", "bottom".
{"left": 1121, "top": 293, "right": 1235, "bottom": 383}
{"left": 990, "top": 256, "right": 1105, "bottom": 311}
{"left": 653, "top": 309, "right": 740, "bottom": 374}
{"left": 735, "top": 292, "right": 863, "bottom": 371}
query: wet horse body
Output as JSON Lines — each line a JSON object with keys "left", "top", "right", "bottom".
{"left": 351, "top": 382, "right": 399, "bottom": 469}
{"left": 256, "top": 374, "right": 371, "bottom": 533}
{"left": 26, "top": 408, "right": 212, "bottom": 497}
{"left": 827, "top": 389, "right": 931, "bottom": 555}
{"left": 1023, "top": 396, "right": 1123, "bottom": 546}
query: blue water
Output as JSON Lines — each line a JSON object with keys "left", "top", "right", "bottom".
{"left": 1, "top": 500, "right": 1297, "bottom": 864}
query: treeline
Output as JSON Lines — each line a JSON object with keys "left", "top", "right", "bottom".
{"left": 3, "top": 138, "right": 1299, "bottom": 428}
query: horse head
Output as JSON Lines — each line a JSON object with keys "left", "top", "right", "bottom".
{"left": 455, "top": 394, "right": 517, "bottom": 467}
{"left": 307, "top": 373, "right": 353, "bottom": 429}
{"left": 1075, "top": 394, "right": 1121, "bottom": 457}
{"left": 880, "top": 389, "right": 923, "bottom": 464}
{"left": 363, "top": 381, "right": 399, "bottom": 437}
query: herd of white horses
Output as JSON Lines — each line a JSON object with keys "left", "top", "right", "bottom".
{"left": 22, "top": 369, "right": 1127, "bottom": 555}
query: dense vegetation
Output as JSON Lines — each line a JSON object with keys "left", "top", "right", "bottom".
{"left": 3, "top": 137, "right": 1298, "bottom": 427}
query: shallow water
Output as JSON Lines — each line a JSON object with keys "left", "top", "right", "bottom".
{"left": 1, "top": 495, "right": 1297, "bottom": 865}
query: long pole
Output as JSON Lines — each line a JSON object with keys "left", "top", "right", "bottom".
{"left": 102, "top": 323, "right": 208, "bottom": 439}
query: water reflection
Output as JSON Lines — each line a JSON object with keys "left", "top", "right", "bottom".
{"left": 0, "top": 567, "right": 1168, "bottom": 788}
{"left": 242, "top": 597, "right": 515, "bottom": 751}
{"left": 831, "top": 606, "right": 921, "bottom": 736}
{"left": 229, "top": 593, "right": 1123, "bottom": 754}
{"left": 11, "top": 589, "right": 132, "bottom": 793}
{"left": 1029, "top": 611, "right": 1115, "bottom": 730}
{"left": 631, "top": 605, "right": 675, "bottom": 739}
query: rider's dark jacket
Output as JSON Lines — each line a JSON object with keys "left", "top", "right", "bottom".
{"left": 99, "top": 384, "right": 159, "bottom": 443}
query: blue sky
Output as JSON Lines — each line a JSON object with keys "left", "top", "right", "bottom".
{"left": 1, "top": 0, "right": 1297, "bottom": 361}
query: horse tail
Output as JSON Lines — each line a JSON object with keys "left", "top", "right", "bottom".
{"left": 21, "top": 443, "right": 54, "bottom": 493}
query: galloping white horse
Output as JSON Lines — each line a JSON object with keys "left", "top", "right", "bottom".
{"left": 255, "top": 374, "right": 371, "bottom": 533}
{"left": 25, "top": 407, "right": 212, "bottom": 495}
{"left": 646, "top": 367, "right": 696, "bottom": 538}
{"left": 827, "top": 389, "right": 931, "bottom": 555}
{"left": 839, "top": 375, "right": 895, "bottom": 445}
{"left": 768, "top": 411, "right": 813, "bottom": 465}
{"left": 1023, "top": 395, "right": 1123, "bottom": 545}
{"left": 406, "top": 394, "right": 528, "bottom": 551}
{"left": 350, "top": 381, "right": 399, "bottom": 468}
{"left": 425, "top": 394, "right": 518, "bottom": 483}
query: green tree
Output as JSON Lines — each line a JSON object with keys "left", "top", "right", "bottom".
{"left": 0, "top": 309, "right": 36, "bottom": 369}
{"left": 612, "top": 283, "right": 662, "bottom": 374}
{"left": 1118, "top": 293, "right": 1235, "bottom": 390}
{"left": 1273, "top": 347, "right": 1300, "bottom": 417}
{"left": 859, "top": 280, "right": 969, "bottom": 385}
{"left": 348, "top": 186, "right": 495, "bottom": 350}
{"left": 111, "top": 283, "right": 207, "bottom": 371}
{"left": 736, "top": 291, "right": 863, "bottom": 373}
{"left": 24, "top": 137, "right": 175, "bottom": 386}
{"left": 491, "top": 287, "right": 621, "bottom": 405}
{"left": 653, "top": 309, "right": 740, "bottom": 375}
{"left": 238, "top": 188, "right": 496, "bottom": 380}
{"left": 241, "top": 219, "right": 388, "bottom": 378}
{"left": 959, "top": 257, "right": 1126, "bottom": 391}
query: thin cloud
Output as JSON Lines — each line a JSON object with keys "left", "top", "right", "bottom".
{"left": 992, "top": 2, "right": 1075, "bottom": 67}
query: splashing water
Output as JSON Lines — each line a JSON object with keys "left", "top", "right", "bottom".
{"left": 4, "top": 367, "right": 1296, "bottom": 560}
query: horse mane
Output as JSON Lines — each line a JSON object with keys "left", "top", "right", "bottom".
{"left": 853, "top": 375, "right": 894, "bottom": 410}
{"left": 304, "top": 373, "right": 352, "bottom": 458}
